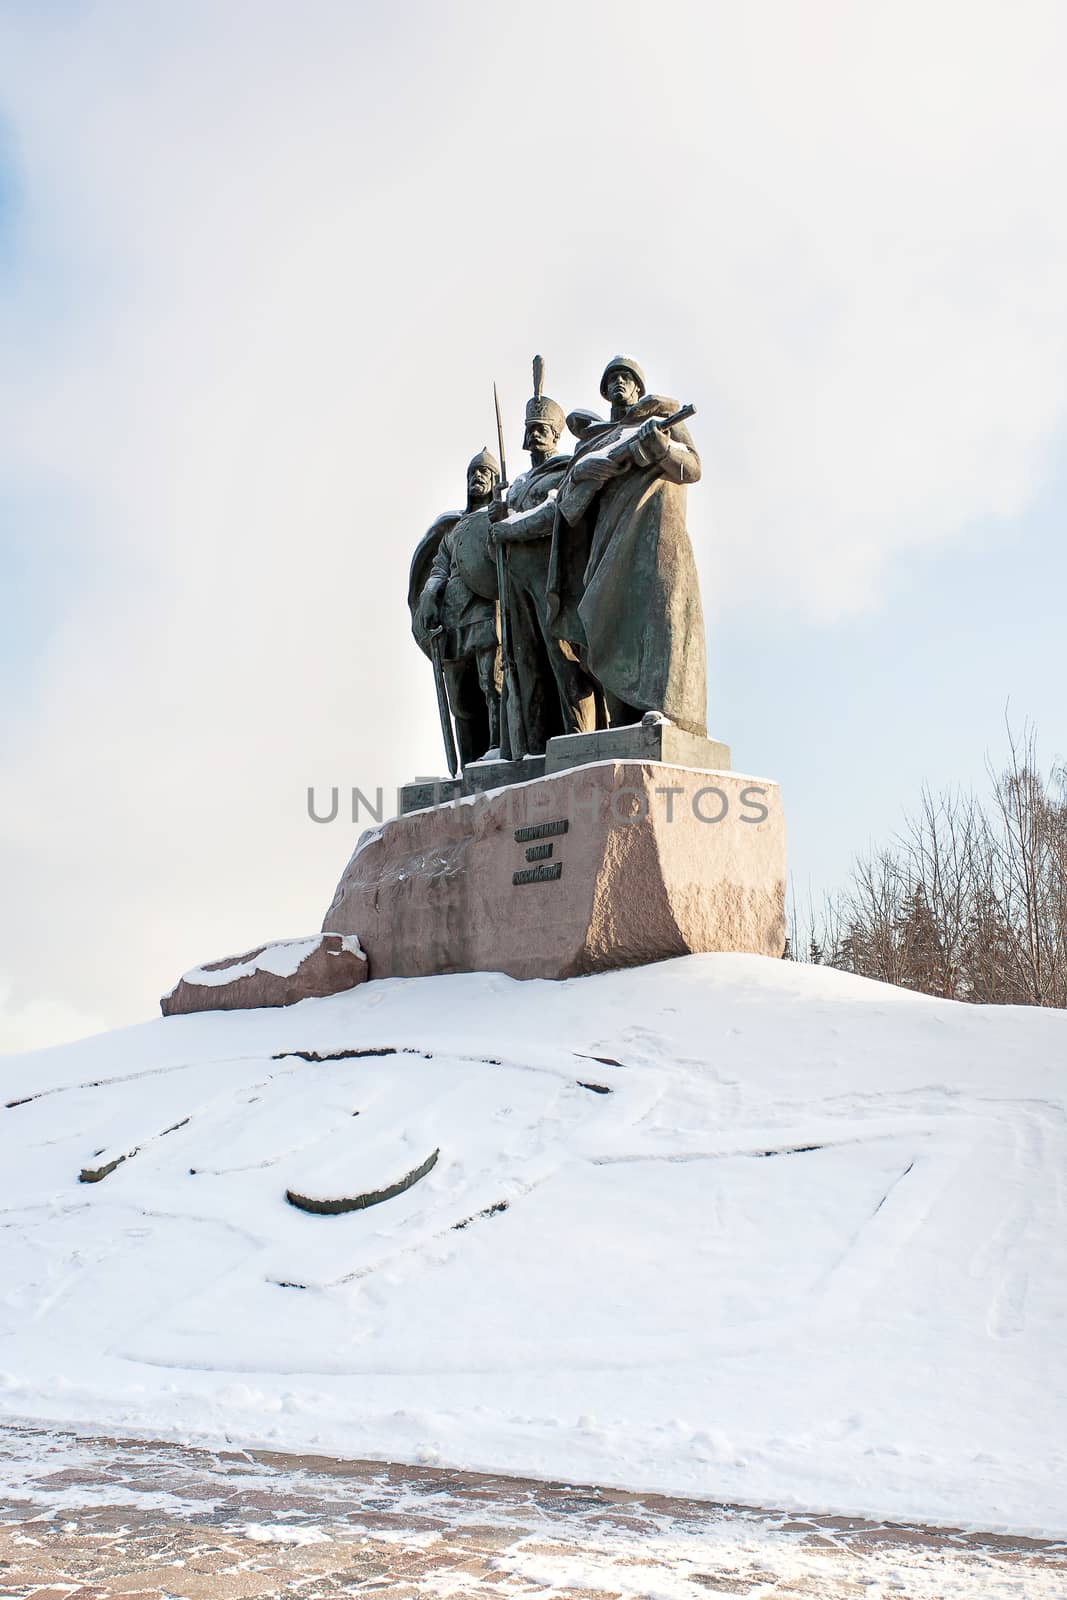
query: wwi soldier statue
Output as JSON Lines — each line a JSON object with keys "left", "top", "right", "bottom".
{"left": 416, "top": 449, "right": 502, "bottom": 767}
{"left": 551, "top": 356, "right": 707, "bottom": 736}
{"left": 489, "top": 357, "right": 598, "bottom": 758}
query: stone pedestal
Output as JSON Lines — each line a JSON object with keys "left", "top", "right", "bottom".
{"left": 399, "top": 776, "right": 464, "bottom": 815}
{"left": 399, "top": 755, "right": 549, "bottom": 815}
{"left": 545, "top": 717, "right": 731, "bottom": 776}
{"left": 398, "top": 718, "right": 728, "bottom": 816}
{"left": 464, "top": 752, "right": 546, "bottom": 794}
{"left": 324, "top": 762, "right": 785, "bottom": 982}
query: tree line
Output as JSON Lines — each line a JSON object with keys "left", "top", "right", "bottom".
{"left": 788, "top": 724, "right": 1067, "bottom": 1007}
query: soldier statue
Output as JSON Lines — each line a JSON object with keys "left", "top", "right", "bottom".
{"left": 550, "top": 356, "right": 707, "bottom": 736}
{"left": 489, "top": 357, "right": 597, "bottom": 758}
{"left": 414, "top": 449, "right": 502, "bottom": 767}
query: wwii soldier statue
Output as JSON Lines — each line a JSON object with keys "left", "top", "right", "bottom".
{"left": 416, "top": 449, "right": 502, "bottom": 767}
{"left": 489, "top": 357, "right": 597, "bottom": 758}
{"left": 551, "top": 355, "right": 707, "bottom": 736}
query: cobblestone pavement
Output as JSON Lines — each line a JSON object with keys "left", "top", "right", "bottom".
{"left": 0, "top": 1426, "right": 1063, "bottom": 1599}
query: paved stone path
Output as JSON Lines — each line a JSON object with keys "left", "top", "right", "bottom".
{"left": 0, "top": 1426, "right": 1063, "bottom": 1598}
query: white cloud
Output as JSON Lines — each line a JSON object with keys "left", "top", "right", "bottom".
{"left": 1, "top": 1, "right": 1066, "bottom": 1038}
{"left": 0, "top": 973, "right": 107, "bottom": 1056}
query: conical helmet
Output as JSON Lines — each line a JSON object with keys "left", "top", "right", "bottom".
{"left": 599, "top": 354, "right": 647, "bottom": 400}
{"left": 465, "top": 446, "right": 500, "bottom": 512}
{"left": 523, "top": 354, "right": 566, "bottom": 449}
{"left": 466, "top": 446, "right": 501, "bottom": 480}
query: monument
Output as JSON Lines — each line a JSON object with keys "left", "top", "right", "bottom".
{"left": 323, "top": 352, "right": 786, "bottom": 982}
{"left": 163, "top": 350, "right": 785, "bottom": 1011}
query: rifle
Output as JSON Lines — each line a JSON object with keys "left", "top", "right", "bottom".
{"left": 492, "top": 381, "right": 526, "bottom": 758}
{"left": 602, "top": 402, "right": 696, "bottom": 466}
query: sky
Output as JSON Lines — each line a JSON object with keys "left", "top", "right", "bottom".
{"left": 1, "top": 0, "right": 1065, "bottom": 1050}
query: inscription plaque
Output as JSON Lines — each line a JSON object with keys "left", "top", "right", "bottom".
{"left": 514, "top": 818, "right": 569, "bottom": 844}
{"left": 513, "top": 862, "right": 564, "bottom": 886}
{"left": 525, "top": 842, "right": 554, "bottom": 862}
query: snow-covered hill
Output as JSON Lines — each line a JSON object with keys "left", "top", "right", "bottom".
{"left": 1, "top": 955, "right": 1063, "bottom": 1535}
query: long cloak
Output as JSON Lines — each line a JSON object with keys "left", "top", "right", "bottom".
{"left": 551, "top": 408, "right": 707, "bottom": 736}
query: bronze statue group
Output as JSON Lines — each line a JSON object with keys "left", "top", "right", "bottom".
{"left": 409, "top": 355, "right": 707, "bottom": 773}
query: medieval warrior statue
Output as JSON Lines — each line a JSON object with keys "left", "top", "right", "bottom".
{"left": 489, "top": 356, "right": 597, "bottom": 759}
{"left": 413, "top": 449, "right": 502, "bottom": 768}
{"left": 409, "top": 352, "right": 707, "bottom": 772}
{"left": 551, "top": 356, "right": 707, "bottom": 736}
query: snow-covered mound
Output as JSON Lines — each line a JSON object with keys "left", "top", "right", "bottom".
{"left": 1, "top": 955, "right": 1064, "bottom": 1536}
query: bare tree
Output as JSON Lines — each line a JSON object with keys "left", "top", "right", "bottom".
{"left": 789, "top": 722, "right": 1067, "bottom": 1008}
{"left": 982, "top": 723, "right": 1067, "bottom": 1005}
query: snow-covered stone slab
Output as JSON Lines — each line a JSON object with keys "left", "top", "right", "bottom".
{"left": 285, "top": 1146, "right": 440, "bottom": 1215}
{"left": 161, "top": 933, "right": 367, "bottom": 1016}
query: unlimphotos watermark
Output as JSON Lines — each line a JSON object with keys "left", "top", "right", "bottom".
{"left": 306, "top": 782, "right": 769, "bottom": 828}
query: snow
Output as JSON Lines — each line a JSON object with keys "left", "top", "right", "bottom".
{"left": 241, "top": 1522, "right": 332, "bottom": 1544}
{"left": 3, "top": 1427, "right": 1056, "bottom": 1599}
{"left": 0, "top": 954, "right": 1064, "bottom": 1537}
{"left": 350, "top": 826, "right": 385, "bottom": 861}
{"left": 171, "top": 933, "right": 365, "bottom": 991}
{"left": 439, "top": 760, "right": 771, "bottom": 814}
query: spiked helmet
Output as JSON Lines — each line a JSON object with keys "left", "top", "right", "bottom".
{"left": 523, "top": 354, "right": 566, "bottom": 450}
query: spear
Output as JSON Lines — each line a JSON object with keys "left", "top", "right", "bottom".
{"left": 493, "top": 379, "right": 509, "bottom": 490}
{"left": 492, "top": 382, "right": 525, "bottom": 758}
